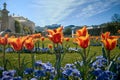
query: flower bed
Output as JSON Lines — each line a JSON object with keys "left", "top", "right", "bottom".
{"left": 0, "top": 26, "right": 120, "bottom": 80}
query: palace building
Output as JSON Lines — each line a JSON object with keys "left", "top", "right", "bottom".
{"left": 0, "top": 3, "right": 35, "bottom": 34}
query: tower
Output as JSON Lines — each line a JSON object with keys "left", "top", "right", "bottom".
{"left": 1, "top": 3, "right": 9, "bottom": 31}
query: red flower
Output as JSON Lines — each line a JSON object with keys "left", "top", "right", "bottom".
{"left": 75, "top": 26, "right": 88, "bottom": 37}
{"left": 41, "top": 37, "right": 45, "bottom": 41}
{"left": 101, "top": 32, "right": 110, "bottom": 40}
{"left": 101, "top": 32, "right": 118, "bottom": 50}
{"left": 74, "top": 27, "right": 90, "bottom": 49}
{"left": 75, "top": 34, "right": 90, "bottom": 49}
{"left": 64, "top": 38, "right": 70, "bottom": 42}
{"left": 24, "top": 37, "right": 34, "bottom": 51}
{"left": 102, "top": 38, "right": 117, "bottom": 50}
{"left": 48, "top": 44, "right": 52, "bottom": 49}
{"left": 47, "top": 26, "right": 63, "bottom": 44}
{"left": 9, "top": 36, "right": 28, "bottom": 51}
{"left": 0, "top": 34, "right": 8, "bottom": 46}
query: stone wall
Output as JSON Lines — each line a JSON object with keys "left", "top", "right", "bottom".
{"left": 8, "top": 16, "right": 15, "bottom": 32}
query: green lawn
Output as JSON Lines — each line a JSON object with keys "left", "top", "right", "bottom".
{"left": 0, "top": 38, "right": 120, "bottom": 69}
{"left": 0, "top": 46, "right": 119, "bottom": 69}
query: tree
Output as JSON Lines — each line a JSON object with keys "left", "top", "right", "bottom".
{"left": 112, "top": 14, "right": 120, "bottom": 23}
{"left": 15, "top": 20, "right": 21, "bottom": 33}
{"left": 23, "top": 26, "right": 32, "bottom": 34}
{"left": 63, "top": 28, "right": 72, "bottom": 36}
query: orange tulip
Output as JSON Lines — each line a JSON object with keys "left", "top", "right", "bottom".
{"left": 101, "top": 32, "right": 110, "bottom": 40}
{"left": 31, "top": 33, "right": 41, "bottom": 38}
{"left": 101, "top": 32, "right": 118, "bottom": 50}
{"left": 41, "top": 37, "right": 45, "bottom": 41}
{"left": 75, "top": 34, "right": 90, "bottom": 49}
{"left": 0, "top": 34, "right": 8, "bottom": 46}
{"left": 47, "top": 26, "right": 63, "bottom": 35}
{"left": 75, "top": 26, "right": 88, "bottom": 37}
{"left": 102, "top": 38, "right": 117, "bottom": 50}
{"left": 47, "top": 26, "right": 63, "bottom": 44}
{"left": 48, "top": 44, "right": 53, "bottom": 49}
{"left": 75, "top": 26, "right": 90, "bottom": 49}
{"left": 24, "top": 37, "right": 34, "bottom": 51}
{"left": 118, "top": 30, "right": 120, "bottom": 34}
{"left": 64, "top": 38, "right": 70, "bottom": 42}
{"left": 9, "top": 37, "right": 28, "bottom": 51}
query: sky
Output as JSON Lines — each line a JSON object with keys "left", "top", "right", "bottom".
{"left": 0, "top": 0, "right": 120, "bottom": 27}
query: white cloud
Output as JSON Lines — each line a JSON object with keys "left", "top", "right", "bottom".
{"left": 31, "top": 0, "right": 120, "bottom": 26}
{"left": 32, "top": 0, "right": 92, "bottom": 26}
{"left": 76, "top": 0, "right": 120, "bottom": 18}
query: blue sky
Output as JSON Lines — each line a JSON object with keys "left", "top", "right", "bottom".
{"left": 0, "top": 0, "right": 120, "bottom": 27}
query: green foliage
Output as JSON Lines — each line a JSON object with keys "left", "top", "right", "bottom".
{"left": 23, "top": 26, "right": 31, "bottom": 34}
{"left": 112, "top": 13, "right": 120, "bottom": 23}
{"left": 15, "top": 20, "right": 21, "bottom": 33}
{"left": 63, "top": 28, "right": 72, "bottom": 36}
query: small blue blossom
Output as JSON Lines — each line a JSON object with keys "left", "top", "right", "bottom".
{"left": 62, "top": 68, "right": 73, "bottom": 76}
{"left": 97, "top": 70, "right": 116, "bottom": 80}
{"left": 30, "top": 77, "right": 37, "bottom": 80}
{"left": 96, "top": 56, "right": 103, "bottom": 59}
{"left": 92, "top": 68, "right": 103, "bottom": 76}
{"left": 32, "top": 47, "right": 41, "bottom": 52}
{"left": 64, "top": 64, "right": 74, "bottom": 68}
{"left": 13, "top": 76, "right": 22, "bottom": 80}
{"left": 92, "top": 57, "right": 107, "bottom": 69}
{"left": 68, "top": 48, "right": 80, "bottom": 52}
{"left": 74, "top": 61, "right": 83, "bottom": 66}
{"left": 35, "top": 60, "right": 42, "bottom": 67}
{"left": 2, "top": 70, "right": 16, "bottom": 77}
{"left": 24, "top": 68, "right": 33, "bottom": 74}
{"left": 5, "top": 47, "right": 14, "bottom": 53}
{"left": 34, "top": 70, "right": 46, "bottom": 78}
{"left": 1, "top": 75, "right": 13, "bottom": 80}
{"left": 118, "top": 57, "right": 120, "bottom": 61}
{"left": 41, "top": 48, "right": 49, "bottom": 53}
{"left": 72, "top": 68, "right": 81, "bottom": 77}
{"left": 0, "top": 66, "right": 4, "bottom": 71}
{"left": 62, "top": 64, "right": 80, "bottom": 78}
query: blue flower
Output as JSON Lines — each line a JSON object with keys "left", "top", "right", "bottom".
{"left": 13, "top": 76, "right": 22, "bottom": 80}
{"left": 74, "top": 61, "right": 83, "bottom": 66}
{"left": 68, "top": 48, "right": 80, "bottom": 52}
{"left": 97, "top": 70, "right": 116, "bottom": 80}
{"left": 34, "top": 70, "right": 45, "bottom": 78}
{"left": 35, "top": 60, "right": 42, "bottom": 67}
{"left": 43, "top": 62, "right": 55, "bottom": 72}
{"left": 64, "top": 64, "right": 75, "bottom": 68}
{"left": 5, "top": 47, "right": 14, "bottom": 53}
{"left": 118, "top": 57, "right": 120, "bottom": 61}
{"left": 32, "top": 47, "right": 41, "bottom": 52}
{"left": 92, "top": 68, "right": 103, "bottom": 76}
{"left": 62, "top": 64, "right": 80, "bottom": 78}
{"left": 92, "top": 57, "right": 107, "bottom": 69}
{"left": 30, "top": 78, "right": 37, "bottom": 80}
{"left": 96, "top": 56, "right": 103, "bottom": 59}
{"left": 2, "top": 70, "right": 16, "bottom": 77}
{"left": 72, "top": 68, "right": 80, "bottom": 77}
{"left": 1, "top": 75, "right": 13, "bottom": 80}
{"left": 0, "top": 66, "right": 4, "bottom": 71}
{"left": 24, "top": 68, "right": 33, "bottom": 74}
{"left": 41, "top": 48, "right": 49, "bottom": 53}
{"left": 62, "top": 68, "right": 73, "bottom": 76}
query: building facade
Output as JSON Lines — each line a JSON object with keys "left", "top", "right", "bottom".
{"left": 0, "top": 3, "right": 35, "bottom": 34}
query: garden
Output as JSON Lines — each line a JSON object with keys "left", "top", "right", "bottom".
{"left": 0, "top": 26, "right": 120, "bottom": 80}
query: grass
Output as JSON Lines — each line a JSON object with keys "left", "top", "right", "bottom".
{"left": 0, "top": 38, "right": 120, "bottom": 69}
